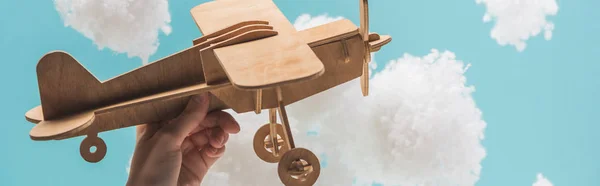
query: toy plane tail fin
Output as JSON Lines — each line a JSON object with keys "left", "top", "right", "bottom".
{"left": 36, "top": 51, "right": 102, "bottom": 120}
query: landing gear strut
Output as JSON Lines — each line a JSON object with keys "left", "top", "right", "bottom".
{"left": 252, "top": 87, "right": 321, "bottom": 186}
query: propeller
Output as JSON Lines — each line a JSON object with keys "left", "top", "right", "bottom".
{"left": 359, "top": 0, "right": 370, "bottom": 96}
{"left": 358, "top": 0, "right": 392, "bottom": 97}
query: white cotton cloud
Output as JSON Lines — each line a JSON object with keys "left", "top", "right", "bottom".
{"left": 293, "top": 13, "right": 344, "bottom": 31}
{"left": 533, "top": 173, "right": 554, "bottom": 186}
{"left": 344, "top": 49, "right": 486, "bottom": 186}
{"left": 476, "top": 0, "right": 559, "bottom": 51}
{"left": 202, "top": 13, "right": 486, "bottom": 186}
{"left": 53, "top": 0, "right": 172, "bottom": 64}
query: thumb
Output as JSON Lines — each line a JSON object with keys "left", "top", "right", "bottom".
{"left": 160, "top": 93, "right": 210, "bottom": 144}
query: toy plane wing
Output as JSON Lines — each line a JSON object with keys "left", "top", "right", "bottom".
{"left": 190, "top": 0, "right": 324, "bottom": 89}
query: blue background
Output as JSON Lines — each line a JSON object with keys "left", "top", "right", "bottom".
{"left": 1, "top": 0, "right": 598, "bottom": 185}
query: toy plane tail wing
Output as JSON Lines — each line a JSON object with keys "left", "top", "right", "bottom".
{"left": 35, "top": 51, "right": 103, "bottom": 120}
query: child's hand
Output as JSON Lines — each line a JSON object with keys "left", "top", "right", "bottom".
{"left": 127, "top": 93, "right": 240, "bottom": 186}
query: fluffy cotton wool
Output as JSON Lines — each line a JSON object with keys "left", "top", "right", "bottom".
{"left": 533, "top": 173, "right": 554, "bottom": 186}
{"left": 476, "top": 0, "right": 559, "bottom": 51}
{"left": 53, "top": 0, "right": 172, "bottom": 64}
{"left": 293, "top": 14, "right": 344, "bottom": 31}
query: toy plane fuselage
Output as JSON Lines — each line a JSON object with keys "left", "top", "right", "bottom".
{"left": 25, "top": 0, "right": 390, "bottom": 141}
{"left": 24, "top": 1, "right": 390, "bottom": 184}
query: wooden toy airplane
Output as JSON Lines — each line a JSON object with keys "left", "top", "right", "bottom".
{"left": 24, "top": 0, "right": 391, "bottom": 185}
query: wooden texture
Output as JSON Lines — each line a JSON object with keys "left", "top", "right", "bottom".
{"left": 29, "top": 0, "right": 375, "bottom": 138}
{"left": 30, "top": 82, "right": 231, "bottom": 140}
{"left": 359, "top": 0, "right": 370, "bottom": 42}
{"left": 268, "top": 109, "right": 278, "bottom": 153}
{"left": 369, "top": 35, "right": 392, "bottom": 52}
{"left": 29, "top": 22, "right": 277, "bottom": 140}
{"left": 277, "top": 148, "right": 321, "bottom": 186}
{"left": 25, "top": 105, "right": 43, "bottom": 123}
{"left": 191, "top": 0, "right": 324, "bottom": 90}
{"left": 26, "top": 4, "right": 393, "bottom": 181}
{"left": 198, "top": 23, "right": 276, "bottom": 85}
{"left": 36, "top": 20, "right": 275, "bottom": 121}
{"left": 30, "top": 111, "right": 95, "bottom": 140}
{"left": 359, "top": 0, "right": 371, "bottom": 97}
{"left": 210, "top": 27, "right": 366, "bottom": 113}
{"left": 28, "top": 20, "right": 366, "bottom": 140}
{"left": 25, "top": 1, "right": 393, "bottom": 185}
{"left": 79, "top": 135, "right": 107, "bottom": 163}
{"left": 192, "top": 20, "right": 269, "bottom": 45}
{"left": 298, "top": 19, "right": 359, "bottom": 47}
{"left": 368, "top": 32, "right": 380, "bottom": 41}
{"left": 192, "top": 18, "right": 358, "bottom": 48}
{"left": 200, "top": 26, "right": 278, "bottom": 84}
{"left": 276, "top": 87, "right": 295, "bottom": 149}
{"left": 36, "top": 49, "right": 204, "bottom": 121}
{"left": 253, "top": 124, "right": 288, "bottom": 163}
{"left": 254, "top": 90, "right": 263, "bottom": 114}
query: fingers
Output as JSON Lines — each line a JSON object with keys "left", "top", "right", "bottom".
{"left": 209, "top": 128, "right": 228, "bottom": 149}
{"left": 187, "top": 128, "right": 228, "bottom": 150}
{"left": 181, "top": 119, "right": 233, "bottom": 179}
{"left": 195, "top": 146, "right": 226, "bottom": 169}
{"left": 181, "top": 132, "right": 226, "bottom": 177}
{"left": 136, "top": 122, "right": 162, "bottom": 143}
{"left": 159, "top": 93, "right": 210, "bottom": 144}
{"left": 189, "top": 130, "right": 209, "bottom": 148}
{"left": 181, "top": 138, "right": 195, "bottom": 155}
{"left": 190, "top": 111, "right": 241, "bottom": 135}
{"left": 202, "top": 146, "right": 226, "bottom": 158}
{"left": 181, "top": 146, "right": 226, "bottom": 180}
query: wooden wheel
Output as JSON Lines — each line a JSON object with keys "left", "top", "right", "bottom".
{"left": 277, "top": 148, "right": 321, "bottom": 186}
{"left": 79, "top": 134, "right": 107, "bottom": 163}
{"left": 253, "top": 124, "right": 289, "bottom": 163}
